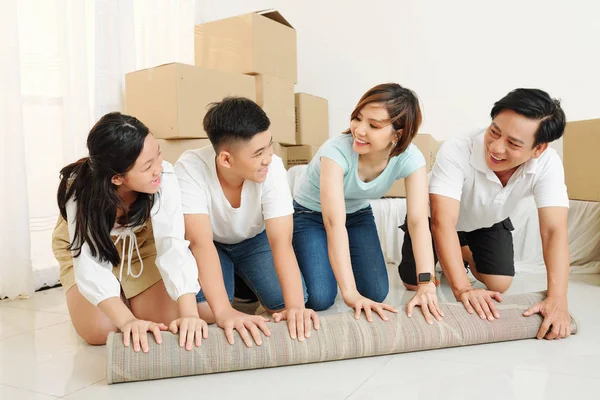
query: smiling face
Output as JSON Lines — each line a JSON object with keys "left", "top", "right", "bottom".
{"left": 112, "top": 134, "right": 164, "bottom": 194}
{"left": 349, "top": 103, "right": 398, "bottom": 155}
{"left": 220, "top": 130, "right": 274, "bottom": 183}
{"left": 484, "top": 109, "right": 548, "bottom": 174}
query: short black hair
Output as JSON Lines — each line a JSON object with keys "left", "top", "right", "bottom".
{"left": 203, "top": 96, "right": 270, "bottom": 150}
{"left": 491, "top": 88, "right": 566, "bottom": 147}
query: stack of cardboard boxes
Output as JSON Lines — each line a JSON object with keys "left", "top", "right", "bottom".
{"left": 125, "top": 63, "right": 251, "bottom": 163}
{"left": 124, "top": 8, "right": 445, "bottom": 200}
{"left": 286, "top": 93, "right": 329, "bottom": 167}
{"left": 125, "top": 9, "right": 329, "bottom": 166}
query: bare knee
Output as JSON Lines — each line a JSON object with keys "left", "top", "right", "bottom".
{"left": 77, "top": 324, "right": 118, "bottom": 345}
{"left": 197, "top": 302, "right": 216, "bottom": 324}
{"left": 402, "top": 281, "right": 418, "bottom": 291}
{"left": 481, "top": 275, "right": 513, "bottom": 293}
{"left": 129, "top": 280, "right": 179, "bottom": 325}
{"left": 66, "top": 285, "right": 118, "bottom": 345}
{"left": 461, "top": 246, "right": 474, "bottom": 266}
{"left": 68, "top": 298, "right": 117, "bottom": 345}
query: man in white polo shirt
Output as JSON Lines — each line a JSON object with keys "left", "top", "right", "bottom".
{"left": 399, "top": 88, "right": 571, "bottom": 340}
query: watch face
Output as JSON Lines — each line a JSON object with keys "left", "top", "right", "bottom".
{"left": 418, "top": 272, "right": 431, "bottom": 282}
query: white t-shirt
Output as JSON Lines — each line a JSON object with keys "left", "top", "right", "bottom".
{"left": 174, "top": 145, "right": 294, "bottom": 244}
{"left": 429, "top": 131, "right": 569, "bottom": 232}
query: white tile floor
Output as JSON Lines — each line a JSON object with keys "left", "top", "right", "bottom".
{"left": 1, "top": 270, "right": 599, "bottom": 399}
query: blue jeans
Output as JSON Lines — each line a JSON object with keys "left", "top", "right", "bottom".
{"left": 292, "top": 201, "right": 388, "bottom": 311}
{"left": 196, "top": 230, "right": 308, "bottom": 311}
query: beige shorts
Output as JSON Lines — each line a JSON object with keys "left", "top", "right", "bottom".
{"left": 52, "top": 217, "right": 162, "bottom": 299}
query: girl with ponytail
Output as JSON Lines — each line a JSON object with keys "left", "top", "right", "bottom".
{"left": 52, "top": 112, "right": 206, "bottom": 352}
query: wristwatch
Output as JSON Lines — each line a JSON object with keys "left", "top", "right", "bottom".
{"left": 417, "top": 272, "right": 432, "bottom": 284}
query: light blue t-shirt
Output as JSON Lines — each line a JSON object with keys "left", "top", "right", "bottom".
{"left": 294, "top": 134, "right": 426, "bottom": 213}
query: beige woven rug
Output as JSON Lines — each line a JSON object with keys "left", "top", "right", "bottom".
{"left": 106, "top": 292, "right": 578, "bottom": 384}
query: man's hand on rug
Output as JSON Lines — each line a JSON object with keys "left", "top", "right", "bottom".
{"left": 457, "top": 288, "right": 502, "bottom": 321}
{"left": 523, "top": 296, "right": 571, "bottom": 340}
{"left": 343, "top": 291, "right": 398, "bottom": 322}
{"left": 406, "top": 283, "right": 443, "bottom": 324}
{"left": 273, "top": 308, "right": 320, "bottom": 341}
{"left": 121, "top": 319, "right": 168, "bottom": 353}
{"left": 169, "top": 317, "right": 209, "bottom": 350}
{"left": 216, "top": 308, "right": 271, "bottom": 348}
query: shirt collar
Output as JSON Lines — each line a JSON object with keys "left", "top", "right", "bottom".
{"left": 470, "top": 131, "right": 497, "bottom": 181}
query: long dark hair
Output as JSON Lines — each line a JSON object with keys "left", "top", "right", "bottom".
{"left": 57, "top": 112, "right": 155, "bottom": 266}
{"left": 343, "top": 83, "right": 422, "bottom": 157}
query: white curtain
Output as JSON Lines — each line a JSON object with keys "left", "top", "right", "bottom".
{"left": 0, "top": 0, "right": 33, "bottom": 300}
{"left": 0, "top": 0, "right": 196, "bottom": 299}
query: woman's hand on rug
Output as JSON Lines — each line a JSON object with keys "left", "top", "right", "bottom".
{"left": 457, "top": 288, "right": 502, "bottom": 321}
{"left": 523, "top": 296, "right": 571, "bottom": 340}
{"left": 273, "top": 308, "right": 320, "bottom": 341}
{"left": 216, "top": 308, "right": 271, "bottom": 348}
{"left": 343, "top": 292, "right": 398, "bottom": 322}
{"left": 121, "top": 319, "right": 168, "bottom": 353}
{"left": 169, "top": 317, "right": 209, "bottom": 350}
{"left": 406, "top": 283, "right": 443, "bottom": 324}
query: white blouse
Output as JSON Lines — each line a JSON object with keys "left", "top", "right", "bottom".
{"left": 65, "top": 161, "right": 200, "bottom": 306}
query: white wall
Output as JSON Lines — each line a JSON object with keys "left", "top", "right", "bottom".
{"left": 197, "top": 0, "right": 600, "bottom": 152}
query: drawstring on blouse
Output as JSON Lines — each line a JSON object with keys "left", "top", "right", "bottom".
{"left": 114, "top": 229, "right": 144, "bottom": 282}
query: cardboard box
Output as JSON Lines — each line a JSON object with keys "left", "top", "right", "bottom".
{"left": 286, "top": 145, "right": 320, "bottom": 169}
{"left": 563, "top": 118, "right": 600, "bottom": 202}
{"left": 157, "top": 139, "right": 212, "bottom": 164}
{"left": 194, "top": 10, "right": 297, "bottom": 83}
{"left": 295, "top": 93, "right": 329, "bottom": 146}
{"left": 125, "top": 63, "right": 255, "bottom": 139}
{"left": 272, "top": 142, "right": 288, "bottom": 167}
{"left": 384, "top": 134, "right": 440, "bottom": 198}
{"left": 255, "top": 75, "right": 296, "bottom": 145}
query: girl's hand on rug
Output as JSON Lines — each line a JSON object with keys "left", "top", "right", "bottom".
{"left": 343, "top": 292, "right": 398, "bottom": 322}
{"left": 216, "top": 308, "right": 271, "bottom": 348}
{"left": 406, "top": 283, "right": 443, "bottom": 324}
{"left": 273, "top": 308, "right": 320, "bottom": 341}
{"left": 524, "top": 296, "right": 571, "bottom": 340}
{"left": 169, "top": 317, "right": 209, "bottom": 350}
{"left": 121, "top": 319, "right": 168, "bottom": 353}
{"left": 457, "top": 288, "right": 502, "bottom": 321}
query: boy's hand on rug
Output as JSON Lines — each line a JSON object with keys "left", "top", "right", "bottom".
{"left": 457, "top": 288, "right": 502, "bottom": 321}
{"left": 121, "top": 319, "right": 168, "bottom": 353}
{"left": 343, "top": 292, "right": 398, "bottom": 322}
{"left": 216, "top": 308, "right": 271, "bottom": 348}
{"left": 273, "top": 308, "right": 320, "bottom": 341}
{"left": 169, "top": 317, "right": 209, "bottom": 350}
{"left": 406, "top": 283, "right": 444, "bottom": 324}
{"left": 523, "top": 297, "right": 571, "bottom": 340}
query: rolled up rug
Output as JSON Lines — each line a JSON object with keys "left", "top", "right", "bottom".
{"left": 106, "top": 291, "right": 578, "bottom": 384}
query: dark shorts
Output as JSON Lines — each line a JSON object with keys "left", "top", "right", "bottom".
{"left": 398, "top": 217, "right": 515, "bottom": 286}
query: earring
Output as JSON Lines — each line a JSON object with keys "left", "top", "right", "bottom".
{"left": 392, "top": 141, "right": 397, "bottom": 147}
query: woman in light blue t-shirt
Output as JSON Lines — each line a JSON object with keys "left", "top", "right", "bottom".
{"left": 293, "top": 83, "right": 443, "bottom": 324}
